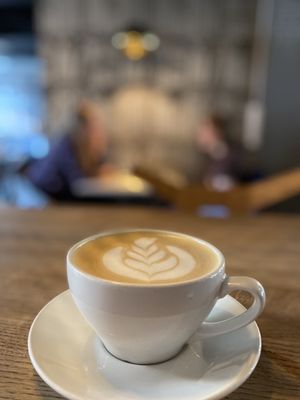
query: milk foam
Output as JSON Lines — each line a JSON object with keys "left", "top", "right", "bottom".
{"left": 71, "top": 231, "right": 218, "bottom": 284}
{"left": 102, "top": 237, "right": 196, "bottom": 282}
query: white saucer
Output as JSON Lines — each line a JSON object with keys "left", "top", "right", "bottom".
{"left": 28, "top": 290, "right": 261, "bottom": 400}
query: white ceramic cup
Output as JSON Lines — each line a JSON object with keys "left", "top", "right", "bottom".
{"left": 67, "top": 229, "right": 265, "bottom": 364}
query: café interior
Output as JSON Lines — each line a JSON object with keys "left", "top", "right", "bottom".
{"left": 0, "top": 1, "right": 299, "bottom": 399}
{"left": 0, "top": 0, "right": 299, "bottom": 213}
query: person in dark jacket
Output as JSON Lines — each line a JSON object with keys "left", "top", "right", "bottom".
{"left": 26, "top": 100, "right": 109, "bottom": 200}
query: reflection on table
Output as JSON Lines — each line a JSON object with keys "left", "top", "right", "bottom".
{"left": 71, "top": 170, "right": 156, "bottom": 205}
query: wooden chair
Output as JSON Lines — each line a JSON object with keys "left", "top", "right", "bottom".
{"left": 135, "top": 166, "right": 300, "bottom": 215}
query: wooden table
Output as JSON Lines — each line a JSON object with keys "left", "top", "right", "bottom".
{"left": 0, "top": 206, "right": 299, "bottom": 399}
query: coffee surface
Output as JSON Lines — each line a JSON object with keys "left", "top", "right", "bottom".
{"left": 71, "top": 231, "right": 219, "bottom": 284}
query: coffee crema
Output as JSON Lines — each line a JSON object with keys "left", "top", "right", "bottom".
{"left": 71, "top": 231, "right": 219, "bottom": 284}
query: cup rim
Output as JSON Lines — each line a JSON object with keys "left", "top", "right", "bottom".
{"left": 67, "top": 228, "right": 225, "bottom": 288}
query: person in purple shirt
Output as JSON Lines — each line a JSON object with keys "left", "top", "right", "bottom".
{"left": 26, "top": 101, "right": 109, "bottom": 200}
{"left": 196, "top": 113, "right": 244, "bottom": 191}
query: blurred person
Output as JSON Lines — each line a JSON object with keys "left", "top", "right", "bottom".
{"left": 196, "top": 113, "right": 244, "bottom": 191}
{"left": 26, "top": 100, "right": 111, "bottom": 200}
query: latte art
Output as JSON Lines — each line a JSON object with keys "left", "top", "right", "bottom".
{"left": 71, "top": 230, "right": 219, "bottom": 284}
{"left": 103, "top": 237, "right": 196, "bottom": 282}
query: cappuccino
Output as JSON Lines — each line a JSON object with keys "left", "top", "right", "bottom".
{"left": 71, "top": 231, "right": 219, "bottom": 284}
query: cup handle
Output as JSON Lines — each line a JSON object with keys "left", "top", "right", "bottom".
{"left": 199, "top": 276, "right": 266, "bottom": 337}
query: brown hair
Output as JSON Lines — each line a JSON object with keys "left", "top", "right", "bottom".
{"left": 207, "top": 113, "right": 230, "bottom": 139}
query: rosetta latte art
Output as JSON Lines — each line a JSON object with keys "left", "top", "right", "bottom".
{"left": 102, "top": 237, "right": 196, "bottom": 282}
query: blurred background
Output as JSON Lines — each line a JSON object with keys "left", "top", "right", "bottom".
{"left": 0, "top": 0, "right": 299, "bottom": 214}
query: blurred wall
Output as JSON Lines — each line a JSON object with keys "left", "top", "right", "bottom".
{"left": 256, "top": 0, "right": 300, "bottom": 212}
{"left": 262, "top": 0, "right": 300, "bottom": 174}
{"left": 35, "top": 0, "right": 256, "bottom": 174}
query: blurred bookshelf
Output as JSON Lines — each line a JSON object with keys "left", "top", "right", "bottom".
{"left": 35, "top": 0, "right": 256, "bottom": 175}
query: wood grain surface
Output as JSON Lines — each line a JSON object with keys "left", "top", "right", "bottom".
{"left": 0, "top": 206, "right": 299, "bottom": 399}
